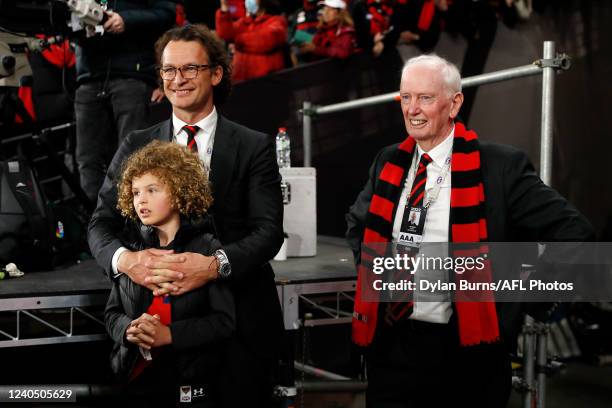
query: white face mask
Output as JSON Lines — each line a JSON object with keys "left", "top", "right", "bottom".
{"left": 245, "top": 0, "right": 259, "bottom": 15}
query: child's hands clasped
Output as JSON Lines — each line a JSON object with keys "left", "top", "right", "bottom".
{"left": 126, "top": 313, "right": 172, "bottom": 349}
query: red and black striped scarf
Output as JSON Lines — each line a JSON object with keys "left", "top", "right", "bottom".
{"left": 352, "top": 122, "right": 500, "bottom": 347}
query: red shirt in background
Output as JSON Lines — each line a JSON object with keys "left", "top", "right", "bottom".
{"left": 216, "top": 10, "right": 288, "bottom": 82}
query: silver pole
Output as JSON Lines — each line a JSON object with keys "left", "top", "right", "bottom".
{"left": 314, "top": 63, "right": 542, "bottom": 116}
{"left": 532, "top": 41, "right": 555, "bottom": 408}
{"left": 540, "top": 41, "right": 555, "bottom": 185}
{"left": 301, "top": 43, "right": 562, "bottom": 172}
{"left": 461, "top": 64, "right": 542, "bottom": 89}
{"left": 316, "top": 91, "right": 399, "bottom": 115}
{"left": 523, "top": 317, "right": 535, "bottom": 408}
{"left": 303, "top": 101, "right": 312, "bottom": 167}
{"left": 536, "top": 326, "right": 548, "bottom": 408}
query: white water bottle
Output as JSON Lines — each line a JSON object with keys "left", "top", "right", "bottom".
{"left": 276, "top": 127, "right": 291, "bottom": 168}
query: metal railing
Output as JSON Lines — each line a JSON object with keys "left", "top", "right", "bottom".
{"left": 299, "top": 41, "right": 572, "bottom": 408}
{"left": 300, "top": 41, "right": 570, "bottom": 172}
{"left": 0, "top": 294, "right": 108, "bottom": 348}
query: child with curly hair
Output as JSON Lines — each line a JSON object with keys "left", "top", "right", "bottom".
{"left": 104, "top": 140, "right": 234, "bottom": 407}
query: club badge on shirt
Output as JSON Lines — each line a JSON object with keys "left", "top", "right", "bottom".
{"left": 180, "top": 385, "right": 191, "bottom": 402}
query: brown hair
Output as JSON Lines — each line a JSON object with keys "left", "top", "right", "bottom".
{"left": 117, "top": 141, "right": 213, "bottom": 220}
{"left": 155, "top": 24, "right": 232, "bottom": 105}
{"left": 318, "top": 8, "right": 354, "bottom": 29}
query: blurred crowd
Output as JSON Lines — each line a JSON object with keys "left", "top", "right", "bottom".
{"left": 8, "top": 0, "right": 546, "bottom": 206}
{"left": 179, "top": 0, "right": 539, "bottom": 83}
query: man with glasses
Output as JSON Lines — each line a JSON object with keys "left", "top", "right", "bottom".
{"left": 89, "top": 24, "right": 284, "bottom": 407}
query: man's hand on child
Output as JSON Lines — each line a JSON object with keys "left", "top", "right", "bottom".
{"left": 145, "top": 252, "right": 218, "bottom": 296}
{"left": 144, "top": 254, "right": 185, "bottom": 295}
{"left": 119, "top": 248, "right": 174, "bottom": 292}
{"left": 126, "top": 313, "right": 172, "bottom": 349}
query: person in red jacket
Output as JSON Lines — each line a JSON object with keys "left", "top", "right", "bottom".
{"left": 299, "top": 0, "right": 357, "bottom": 60}
{"left": 216, "top": 0, "right": 288, "bottom": 82}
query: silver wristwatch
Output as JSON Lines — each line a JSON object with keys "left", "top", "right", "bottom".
{"left": 214, "top": 249, "right": 232, "bottom": 280}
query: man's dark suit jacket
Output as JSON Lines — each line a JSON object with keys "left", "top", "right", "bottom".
{"left": 346, "top": 140, "right": 594, "bottom": 346}
{"left": 89, "top": 115, "right": 285, "bottom": 403}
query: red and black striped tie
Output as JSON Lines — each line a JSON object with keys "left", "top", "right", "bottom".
{"left": 407, "top": 153, "right": 433, "bottom": 208}
{"left": 182, "top": 125, "right": 200, "bottom": 152}
{"left": 384, "top": 152, "right": 433, "bottom": 325}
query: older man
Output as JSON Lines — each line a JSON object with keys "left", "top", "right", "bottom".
{"left": 346, "top": 55, "right": 593, "bottom": 407}
{"left": 89, "top": 24, "right": 284, "bottom": 407}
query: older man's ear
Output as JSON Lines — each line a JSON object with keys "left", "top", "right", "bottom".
{"left": 450, "top": 92, "right": 464, "bottom": 120}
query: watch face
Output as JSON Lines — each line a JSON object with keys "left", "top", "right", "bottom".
{"left": 219, "top": 263, "right": 230, "bottom": 278}
{"left": 214, "top": 250, "right": 231, "bottom": 279}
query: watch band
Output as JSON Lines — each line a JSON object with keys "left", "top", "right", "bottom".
{"left": 214, "top": 249, "right": 232, "bottom": 280}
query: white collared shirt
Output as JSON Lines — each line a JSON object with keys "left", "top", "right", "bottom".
{"left": 172, "top": 107, "right": 218, "bottom": 171}
{"left": 392, "top": 127, "right": 454, "bottom": 323}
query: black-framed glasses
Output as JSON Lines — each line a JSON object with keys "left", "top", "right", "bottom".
{"left": 159, "top": 64, "right": 213, "bottom": 80}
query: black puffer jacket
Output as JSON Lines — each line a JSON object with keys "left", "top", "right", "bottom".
{"left": 104, "top": 217, "right": 235, "bottom": 386}
{"left": 75, "top": 0, "right": 176, "bottom": 85}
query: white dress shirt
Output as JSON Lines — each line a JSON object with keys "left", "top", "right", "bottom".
{"left": 111, "top": 108, "right": 219, "bottom": 276}
{"left": 391, "top": 127, "right": 454, "bottom": 323}
{"left": 172, "top": 107, "right": 218, "bottom": 171}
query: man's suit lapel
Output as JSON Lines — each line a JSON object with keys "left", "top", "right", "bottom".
{"left": 156, "top": 119, "right": 173, "bottom": 142}
{"left": 210, "top": 115, "right": 239, "bottom": 205}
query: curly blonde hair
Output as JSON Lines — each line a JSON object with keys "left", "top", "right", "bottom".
{"left": 117, "top": 140, "right": 213, "bottom": 220}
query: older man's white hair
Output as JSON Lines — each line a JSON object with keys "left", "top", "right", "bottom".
{"left": 401, "top": 54, "right": 462, "bottom": 95}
